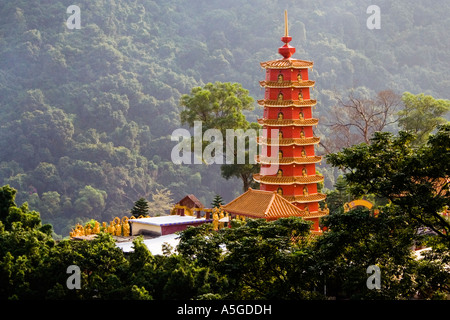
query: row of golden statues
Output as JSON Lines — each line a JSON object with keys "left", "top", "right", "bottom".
{"left": 69, "top": 215, "right": 149, "bottom": 238}
{"left": 69, "top": 205, "right": 249, "bottom": 238}
{"left": 172, "top": 205, "right": 247, "bottom": 231}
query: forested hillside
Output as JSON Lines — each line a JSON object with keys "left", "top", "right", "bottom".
{"left": 1, "top": 0, "right": 449, "bottom": 235}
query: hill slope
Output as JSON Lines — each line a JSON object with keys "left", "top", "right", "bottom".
{"left": 0, "top": 0, "right": 449, "bottom": 235}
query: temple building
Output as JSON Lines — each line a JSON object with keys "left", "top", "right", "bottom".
{"left": 252, "top": 11, "right": 328, "bottom": 232}
{"left": 221, "top": 188, "right": 307, "bottom": 221}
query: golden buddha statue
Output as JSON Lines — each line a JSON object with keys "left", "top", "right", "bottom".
{"left": 277, "top": 73, "right": 284, "bottom": 83}
{"left": 93, "top": 221, "right": 100, "bottom": 234}
{"left": 302, "top": 167, "right": 307, "bottom": 177}
{"left": 107, "top": 221, "right": 115, "bottom": 234}
{"left": 277, "top": 92, "right": 283, "bottom": 102}
{"left": 122, "top": 221, "right": 130, "bottom": 237}
{"left": 212, "top": 211, "right": 219, "bottom": 231}
{"left": 303, "top": 186, "right": 309, "bottom": 196}
{"left": 301, "top": 148, "right": 307, "bottom": 158}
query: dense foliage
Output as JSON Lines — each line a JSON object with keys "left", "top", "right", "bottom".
{"left": 327, "top": 124, "right": 450, "bottom": 241}
{"left": 1, "top": 181, "right": 448, "bottom": 300}
{"left": 1, "top": 125, "right": 449, "bottom": 301}
{"left": 1, "top": 0, "right": 449, "bottom": 235}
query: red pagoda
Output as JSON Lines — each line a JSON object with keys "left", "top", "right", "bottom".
{"left": 253, "top": 11, "right": 327, "bottom": 232}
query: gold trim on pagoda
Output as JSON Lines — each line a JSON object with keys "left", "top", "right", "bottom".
{"left": 257, "top": 99, "right": 317, "bottom": 107}
{"left": 259, "top": 80, "right": 315, "bottom": 88}
{"left": 253, "top": 174, "right": 324, "bottom": 185}
{"left": 284, "top": 193, "right": 327, "bottom": 203}
{"left": 257, "top": 118, "right": 319, "bottom": 127}
{"left": 257, "top": 136, "right": 320, "bottom": 146}
{"left": 300, "top": 209, "right": 329, "bottom": 219}
{"left": 256, "top": 155, "right": 322, "bottom": 165}
{"left": 260, "top": 59, "right": 313, "bottom": 69}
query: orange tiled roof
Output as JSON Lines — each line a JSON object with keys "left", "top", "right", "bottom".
{"left": 260, "top": 59, "right": 313, "bottom": 69}
{"left": 257, "top": 136, "right": 320, "bottom": 146}
{"left": 221, "top": 188, "right": 309, "bottom": 220}
{"left": 257, "top": 99, "right": 317, "bottom": 107}
{"left": 256, "top": 155, "right": 322, "bottom": 165}
{"left": 259, "top": 80, "right": 315, "bottom": 88}
{"left": 257, "top": 118, "right": 318, "bottom": 126}
{"left": 253, "top": 174, "right": 324, "bottom": 185}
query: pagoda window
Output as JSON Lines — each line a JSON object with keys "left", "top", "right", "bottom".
{"left": 302, "top": 167, "right": 307, "bottom": 177}
{"left": 278, "top": 131, "right": 283, "bottom": 139}
{"left": 277, "top": 169, "right": 283, "bottom": 177}
{"left": 277, "top": 92, "right": 283, "bottom": 102}
{"left": 300, "top": 129, "right": 305, "bottom": 139}
{"left": 303, "top": 186, "right": 309, "bottom": 196}
{"left": 277, "top": 187, "right": 283, "bottom": 196}
{"left": 301, "top": 148, "right": 307, "bottom": 158}
{"left": 297, "top": 72, "right": 302, "bottom": 81}
{"left": 299, "top": 111, "right": 304, "bottom": 120}
{"left": 277, "top": 112, "right": 284, "bottom": 121}
{"left": 277, "top": 73, "right": 284, "bottom": 83}
{"left": 299, "top": 90, "right": 303, "bottom": 101}
{"left": 278, "top": 150, "right": 283, "bottom": 159}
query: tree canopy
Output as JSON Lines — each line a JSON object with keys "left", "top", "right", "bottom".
{"left": 398, "top": 92, "right": 450, "bottom": 145}
{"left": 326, "top": 124, "right": 450, "bottom": 242}
{"left": 1, "top": 0, "right": 450, "bottom": 235}
{"left": 1, "top": 182, "right": 448, "bottom": 300}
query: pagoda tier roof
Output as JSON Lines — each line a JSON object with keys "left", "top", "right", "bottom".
{"left": 257, "top": 136, "right": 320, "bottom": 146}
{"left": 300, "top": 209, "right": 329, "bottom": 219}
{"left": 253, "top": 174, "right": 324, "bottom": 185}
{"left": 283, "top": 193, "right": 327, "bottom": 204}
{"left": 256, "top": 155, "right": 322, "bottom": 165}
{"left": 260, "top": 59, "right": 313, "bottom": 69}
{"left": 221, "top": 188, "right": 309, "bottom": 220}
{"left": 259, "top": 80, "right": 315, "bottom": 88}
{"left": 257, "top": 99, "right": 317, "bottom": 107}
{"left": 257, "top": 118, "right": 318, "bottom": 127}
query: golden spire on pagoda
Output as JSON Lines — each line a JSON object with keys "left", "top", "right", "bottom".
{"left": 279, "top": 10, "right": 295, "bottom": 59}
{"left": 284, "top": 10, "right": 289, "bottom": 37}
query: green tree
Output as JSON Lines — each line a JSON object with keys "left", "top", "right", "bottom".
{"left": 179, "top": 82, "right": 254, "bottom": 132}
{"left": 39, "top": 191, "right": 61, "bottom": 219}
{"left": 211, "top": 194, "right": 224, "bottom": 208}
{"left": 325, "top": 175, "right": 349, "bottom": 213}
{"left": 147, "top": 188, "right": 173, "bottom": 217}
{"left": 73, "top": 185, "right": 107, "bottom": 219}
{"left": 0, "top": 185, "right": 55, "bottom": 299}
{"left": 0, "top": 185, "right": 17, "bottom": 223}
{"left": 179, "top": 82, "right": 260, "bottom": 191}
{"left": 131, "top": 197, "right": 149, "bottom": 218}
{"left": 314, "top": 206, "right": 449, "bottom": 299}
{"left": 177, "top": 217, "right": 316, "bottom": 299}
{"left": 398, "top": 92, "right": 450, "bottom": 145}
{"left": 326, "top": 124, "right": 450, "bottom": 242}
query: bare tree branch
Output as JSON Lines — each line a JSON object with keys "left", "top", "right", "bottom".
{"left": 322, "top": 89, "right": 402, "bottom": 153}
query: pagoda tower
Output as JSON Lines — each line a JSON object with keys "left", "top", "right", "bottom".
{"left": 253, "top": 11, "right": 327, "bottom": 232}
